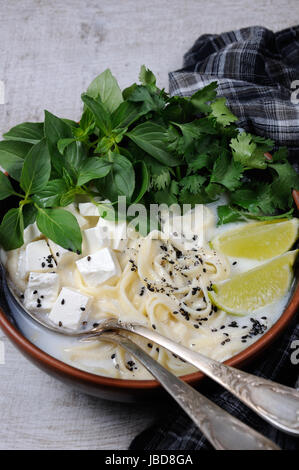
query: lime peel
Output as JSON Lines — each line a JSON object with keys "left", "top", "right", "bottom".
{"left": 209, "top": 250, "right": 298, "bottom": 316}
{"left": 211, "top": 218, "right": 299, "bottom": 261}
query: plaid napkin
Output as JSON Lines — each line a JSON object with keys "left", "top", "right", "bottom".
{"left": 130, "top": 25, "right": 299, "bottom": 451}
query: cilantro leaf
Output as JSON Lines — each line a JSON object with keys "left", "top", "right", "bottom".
{"left": 179, "top": 174, "right": 206, "bottom": 194}
{"left": 190, "top": 82, "right": 218, "bottom": 113}
{"left": 209, "top": 152, "right": 244, "bottom": 191}
{"left": 210, "top": 98, "right": 238, "bottom": 127}
{"left": 230, "top": 132, "right": 268, "bottom": 169}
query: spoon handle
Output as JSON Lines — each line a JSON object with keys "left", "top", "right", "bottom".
{"left": 100, "top": 331, "right": 279, "bottom": 450}
{"left": 124, "top": 323, "right": 299, "bottom": 436}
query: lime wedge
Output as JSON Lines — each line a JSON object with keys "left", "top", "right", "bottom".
{"left": 211, "top": 219, "right": 299, "bottom": 260}
{"left": 209, "top": 250, "right": 297, "bottom": 316}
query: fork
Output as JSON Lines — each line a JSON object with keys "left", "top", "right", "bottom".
{"left": 96, "top": 330, "right": 280, "bottom": 450}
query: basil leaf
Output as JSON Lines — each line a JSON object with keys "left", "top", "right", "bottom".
{"left": 81, "top": 94, "right": 112, "bottom": 136}
{"left": 64, "top": 141, "right": 88, "bottom": 182}
{"left": 131, "top": 161, "right": 149, "bottom": 203}
{"left": 86, "top": 69, "right": 123, "bottom": 113}
{"left": 3, "top": 122, "right": 44, "bottom": 144}
{"left": 0, "top": 208, "right": 24, "bottom": 250}
{"left": 23, "top": 204, "right": 37, "bottom": 228}
{"left": 57, "top": 138, "right": 76, "bottom": 154}
{"left": 96, "top": 153, "right": 135, "bottom": 201}
{"left": 44, "top": 110, "right": 73, "bottom": 174}
{"left": 0, "top": 141, "right": 32, "bottom": 181}
{"left": 33, "top": 179, "right": 68, "bottom": 208}
{"left": 77, "top": 158, "right": 112, "bottom": 186}
{"left": 111, "top": 101, "right": 145, "bottom": 129}
{"left": 127, "top": 122, "right": 180, "bottom": 166}
{"left": 60, "top": 189, "right": 77, "bottom": 207}
{"left": 20, "top": 138, "right": 51, "bottom": 195}
{"left": 0, "top": 172, "right": 15, "bottom": 200}
{"left": 139, "top": 65, "right": 156, "bottom": 87}
{"left": 36, "top": 207, "right": 82, "bottom": 253}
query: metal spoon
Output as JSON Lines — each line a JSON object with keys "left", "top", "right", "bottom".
{"left": 3, "top": 268, "right": 299, "bottom": 437}
{"left": 87, "top": 318, "right": 299, "bottom": 437}
{"left": 97, "top": 330, "right": 280, "bottom": 450}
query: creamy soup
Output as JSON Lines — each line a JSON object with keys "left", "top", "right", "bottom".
{"left": 3, "top": 202, "right": 291, "bottom": 380}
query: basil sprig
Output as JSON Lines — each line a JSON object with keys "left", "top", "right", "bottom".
{"left": 0, "top": 66, "right": 298, "bottom": 252}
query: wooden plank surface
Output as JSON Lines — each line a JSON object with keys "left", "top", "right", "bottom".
{"left": 0, "top": 0, "right": 297, "bottom": 450}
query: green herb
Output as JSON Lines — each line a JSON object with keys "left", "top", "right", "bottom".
{"left": 0, "top": 66, "right": 298, "bottom": 252}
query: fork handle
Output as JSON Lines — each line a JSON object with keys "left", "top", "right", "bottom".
{"left": 100, "top": 332, "right": 279, "bottom": 450}
{"left": 117, "top": 322, "right": 299, "bottom": 436}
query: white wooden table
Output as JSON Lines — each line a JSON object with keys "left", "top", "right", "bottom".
{"left": 0, "top": 0, "right": 297, "bottom": 450}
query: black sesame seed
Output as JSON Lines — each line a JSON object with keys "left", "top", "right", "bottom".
{"left": 80, "top": 307, "right": 86, "bottom": 311}
{"left": 93, "top": 322, "right": 99, "bottom": 328}
{"left": 152, "top": 324, "right": 156, "bottom": 330}
{"left": 193, "top": 324, "right": 199, "bottom": 329}
{"left": 147, "top": 343, "right": 153, "bottom": 348}
{"left": 58, "top": 321, "right": 63, "bottom": 327}
{"left": 33, "top": 290, "right": 38, "bottom": 295}
{"left": 87, "top": 256, "right": 91, "bottom": 261}
{"left": 232, "top": 261, "right": 237, "bottom": 266}
{"left": 76, "top": 250, "right": 81, "bottom": 255}
{"left": 56, "top": 252, "right": 60, "bottom": 257}
{"left": 156, "top": 347, "right": 159, "bottom": 352}
{"left": 41, "top": 262, "right": 45, "bottom": 268}
{"left": 111, "top": 353, "right": 116, "bottom": 359}
{"left": 61, "top": 299, "right": 65, "bottom": 305}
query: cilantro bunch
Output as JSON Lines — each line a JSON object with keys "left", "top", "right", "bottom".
{"left": 0, "top": 66, "right": 298, "bottom": 253}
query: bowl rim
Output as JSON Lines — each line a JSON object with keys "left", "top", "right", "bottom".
{"left": 0, "top": 278, "right": 298, "bottom": 390}
{"left": 2, "top": 188, "right": 299, "bottom": 391}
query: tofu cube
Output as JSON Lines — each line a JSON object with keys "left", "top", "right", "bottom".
{"left": 48, "top": 287, "right": 92, "bottom": 330}
{"left": 24, "top": 272, "right": 60, "bottom": 313}
{"left": 47, "top": 239, "right": 76, "bottom": 265}
{"left": 78, "top": 202, "right": 100, "bottom": 217}
{"left": 23, "top": 223, "right": 41, "bottom": 245}
{"left": 97, "top": 218, "right": 127, "bottom": 251}
{"left": 76, "top": 248, "right": 121, "bottom": 287}
{"left": 82, "top": 226, "right": 109, "bottom": 254}
{"left": 65, "top": 203, "right": 88, "bottom": 229}
{"left": 25, "top": 240, "right": 56, "bottom": 275}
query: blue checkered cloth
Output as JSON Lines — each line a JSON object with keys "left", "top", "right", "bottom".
{"left": 130, "top": 25, "right": 299, "bottom": 451}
